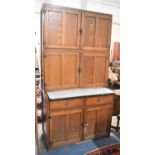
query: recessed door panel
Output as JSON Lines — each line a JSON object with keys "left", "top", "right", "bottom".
{"left": 68, "top": 112, "right": 83, "bottom": 140}
{"left": 44, "top": 55, "right": 61, "bottom": 86}
{"left": 84, "top": 110, "right": 97, "bottom": 140}
{"left": 95, "top": 107, "right": 112, "bottom": 137}
{"left": 48, "top": 11, "right": 62, "bottom": 46}
{"left": 63, "top": 55, "right": 78, "bottom": 86}
{"left": 83, "top": 16, "right": 96, "bottom": 47}
{"left": 50, "top": 114, "right": 66, "bottom": 142}
{"left": 94, "top": 56, "right": 107, "bottom": 84}
{"left": 64, "top": 13, "right": 80, "bottom": 47}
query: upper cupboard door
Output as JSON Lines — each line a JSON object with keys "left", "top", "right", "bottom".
{"left": 81, "top": 12, "right": 112, "bottom": 51}
{"left": 43, "top": 6, "right": 81, "bottom": 49}
{"left": 79, "top": 51, "right": 109, "bottom": 88}
{"left": 43, "top": 50, "right": 80, "bottom": 91}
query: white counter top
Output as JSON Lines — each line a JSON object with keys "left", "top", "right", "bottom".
{"left": 47, "top": 87, "right": 114, "bottom": 100}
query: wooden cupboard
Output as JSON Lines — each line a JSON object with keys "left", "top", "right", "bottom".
{"left": 42, "top": 4, "right": 112, "bottom": 90}
{"left": 43, "top": 89, "right": 114, "bottom": 149}
{"left": 41, "top": 4, "right": 114, "bottom": 150}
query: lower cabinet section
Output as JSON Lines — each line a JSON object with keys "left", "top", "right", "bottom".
{"left": 46, "top": 95, "right": 113, "bottom": 149}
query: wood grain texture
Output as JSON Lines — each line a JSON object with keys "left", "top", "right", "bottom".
{"left": 84, "top": 109, "right": 97, "bottom": 140}
{"left": 47, "top": 94, "right": 113, "bottom": 149}
{"left": 112, "top": 42, "right": 120, "bottom": 61}
{"left": 42, "top": 5, "right": 112, "bottom": 90}
{"left": 80, "top": 51, "right": 108, "bottom": 88}
{"left": 41, "top": 4, "right": 113, "bottom": 150}
{"left": 49, "top": 98, "right": 84, "bottom": 148}
{"left": 81, "top": 11, "right": 112, "bottom": 50}
{"left": 48, "top": 11, "right": 62, "bottom": 46}
{"left": 44, "top": 6, "right": 81, "bottom": 49}
{"left": 44, "top": 50, "right": 79, "bottom": 91}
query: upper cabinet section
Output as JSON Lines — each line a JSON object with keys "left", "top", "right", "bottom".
{"left": 42, "top": 4, "right": 112, "bottom": 51}
{"left": 43, "top": 5, "right": 81, "bottom": 49}
{"left": 81, "top": 11, "right": 112, "bottom": 51}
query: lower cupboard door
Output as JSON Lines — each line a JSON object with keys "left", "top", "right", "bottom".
{"left": 83, "top": 106, "right": 112, "bottom": 140}
{"left": 49, "top": 110, "right": 83, "bottom": 147}
{"left": 83, "top": 109, "right": 97, "bottom": 140}
{"left": 95, "top": 107, "right": 112, "bottom": 138}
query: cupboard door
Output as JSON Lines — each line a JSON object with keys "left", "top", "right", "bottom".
{"left": 49, "top": 109, "right": 83, "bottom": 148}
{"left": 95, "top": 106, "right": 112, "bottom": 138}
{"left": 44, "top": 50, "right": 79, "bottom": 90}
{"left": 43, "top": 6, "right": 81, "bottom": 49}
{"left": 80, "top": 51, "right": 109, "bottom": 88}
{"left": 67, "top": 111, "right": 83, "bottom": 141}
{"left": 83, "top": 98, "right": 113, "bottom": 140}
{"left": 49, "top": 114, "right": 66, "bottom": 145}
{"left": 81, "top": 11, "right": 112, "bottom": 51}
{"left": 83, "top": 108, "right": 97, "bottom": 140}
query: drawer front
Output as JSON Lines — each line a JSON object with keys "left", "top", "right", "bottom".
{"left": 85, "top": 95, "right": 113, "bottom": 106}
{"left": 85, "top": 96, "right": 100, "bottom": 106}
{"left": 100, "top": 95, "right": 114, "bottom": 103}
{"left": 50, "top": 98, "right": 84, "bottom": 110}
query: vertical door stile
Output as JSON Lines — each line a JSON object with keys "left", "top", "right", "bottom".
{"left": 79, "top": 52, "right": 82, "bottom": 87}
{"left": 81, "top": 12, "right": 84, "bottom": 49}
{"left": 92, "top": 56, "right": 95, "bottom": 85}
{"left": 62, "top": 11, "right": 66, "bottom": 48}
{"left": 44, "top": 9, "right": 49, "bottom": 47}
{"left": 82, "top": 97, "right": 86, "bottom": 140}
{"left": 76, "top": 53, "right": 80, "bottom": 88}
{"left": 95, "top": 108, "right": 98, "bottom": 135}
{"left": 61, "top": 54, "right": 64, "bottom": 87}
{"left": 77, "top": 12, "right": 81, "bottom": 48}
{"left": 65, "top": 114, "right": 69, "bottom": 141}
{"left": 94, "top": 17, "right": 98, "bottom": 48}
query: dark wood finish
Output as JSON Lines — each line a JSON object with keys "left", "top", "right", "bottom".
{"left": 80, "top": 51, "right": 109, "bottom": 88}
{"left": 46, "top": 94, "right": 113, "bottom": 149}
{"left": 43, "top": 49, "right": 79, "bottom": 91}
{"left": 43, "top": 5, "right": 81, "bottom": 49}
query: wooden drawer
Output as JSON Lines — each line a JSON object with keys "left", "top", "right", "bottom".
{"left": 50, "top": 98, "right": 84, "bottom": 110}
{"left": 85, "top": 95, "right": 113, "bottom": 106}
{"left": 85, "top": 96, "right": 100, "bottom": 106}
{"left": 100, "top": 95, "right": 113, "bottom": 103}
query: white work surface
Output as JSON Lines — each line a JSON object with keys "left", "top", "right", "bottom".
{"left": 47, "top": 87, "right": 114, "bottom": 100}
